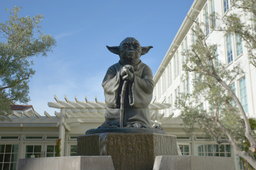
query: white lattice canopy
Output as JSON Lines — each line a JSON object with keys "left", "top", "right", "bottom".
{"left": 48, "top": 96, "right": 172, "bottom": 123}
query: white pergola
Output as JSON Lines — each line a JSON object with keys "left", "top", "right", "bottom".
{"left": 48, "top": 96, "right": 172, "bottom": 156}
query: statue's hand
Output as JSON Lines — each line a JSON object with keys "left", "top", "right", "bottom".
{"left": 121, "top": 65, "right": 134, "bottom": 81}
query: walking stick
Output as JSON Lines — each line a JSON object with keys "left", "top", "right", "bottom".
{"left": 120, "top": 80, "right": 128, "bottom": 128}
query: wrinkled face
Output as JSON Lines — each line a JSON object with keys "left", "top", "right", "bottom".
{"left": 119, "top": 38, "right": 142, "bottom": 63}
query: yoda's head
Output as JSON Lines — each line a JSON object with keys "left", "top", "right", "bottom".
{"left": 107, "top": 37, "right": 153, "bottom": 65}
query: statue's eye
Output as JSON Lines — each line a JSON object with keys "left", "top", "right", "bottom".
{"left": 123, "top": 44, "right": 129, "bottom": 48}
{"left": 133, "top": 44, "right": 139, "bottom": 49}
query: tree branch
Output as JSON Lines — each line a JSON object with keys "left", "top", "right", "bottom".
{"left": 216, "top": 120, "right": 256, "bottom": 168}
{"left": 0, "top": 76, "right": 30, "bottom": 91}
{"left": 211, "top": 73, "right": 256, "bottom": 151}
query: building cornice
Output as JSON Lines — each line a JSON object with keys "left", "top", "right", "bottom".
{"left": 154, "top": 0, "right": 207, "bottom": 83}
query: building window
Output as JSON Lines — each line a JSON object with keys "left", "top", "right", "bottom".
{"left": 162, "top": 70, "right": 166, "bottom": 92}
{"left": 0, "top": 144, "right": 19, "bottom": 170}
{"left": 182, "top": 80, "right": 186, "bottom": 94}
{"left": 161, "top": 76, "right": 165, "bottom": 94}
{"left": 176, "top": 52, "right": 180, "bottom": 77}
{"left": 230, "top": 82, "right": 236, "bottom": 106}
{"left": 155, "top": 84, "right": 159, "bottom": 99}
{"left": 46, "top": 136, "right": 58, "bottom": 140}
{"left": 210, "top": 0, "right": 216, "bottom": 29}
{"left": 160, "top": 77, "right": 163, "bottom": 95}
{"left": 186, "top": 73, "right": 190, "bottom": 94}
{"left": 25, "top": 145, "right": 42, "bottom": 158}
{"left": 167, "top": 95, "right": 172, "bottom": 114}
{"left": 181, "top": 41, "right": 187, "bottom": 70}
{"left": 181, "top": 44, "right": 184, "bottom": 70}
{"left": 170, "top": 62, "right": 172, "bottom": 86}
{"left": 239, "top": 77, "right": 248, "bottom": 113}
{"left": 213, "top": 46, "right": 219, "bottom": 66}
{"left": 174, "top": 53, "right": 177, "bottom": 78}
{"left": 25, "top": 136, "right": 43, "bottom": 140}
{"left": 70, "top": 145, "right": 77, "bottom": 156}
{"left": 168, "top": 62, "right": 172, "bottom": 87}
{"left": 204, "top": 4, "right": 209, "bottom": 35}
{"left": 46, "top": 145, "right": 56, "bottom": 157}
{"left": 158, "top": 82, "right": 161, "bottom": 97}
{"left": 226, "top": 33, "right": 233, "bottom": 64}
{"left": 235, "top": 34, "right": 243, "bottom": 56}
{"left": 197, "top": 144, "right": 231, "bottom": 157}
{"left": 196, "top": 136, "right": 211, "bottom": 140}
{"left": 175, "top": 86, "right": 180, "bottom": 102}
{"left": 230, "top": 82, "right": 236, "bottom": 93}
{"left": 0, "top": 136, "right": 19, "bottom": 140}
{"left": 254, "top": 15, "right": 256, "bottom": 32}
{"left": 223, "top": 0, "right": 230, "bottom": 13}
{"left": 191, "top": 26, "right": 196, "bottom": 45}
{"left": 169, "top": 94, "right": 173, "bottom": 107}
{"left": 179, "top": 144, "right": 190, "bottom": 155}
{"left": 184, "top": 36, "right": 188, "bottom": 50}
{"left": 167, "top": 64, "right": 170, "bottom": 87}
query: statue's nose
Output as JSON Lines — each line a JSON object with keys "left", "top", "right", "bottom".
{"left": 128, "top": 44, "right": 134, "bottom": 50}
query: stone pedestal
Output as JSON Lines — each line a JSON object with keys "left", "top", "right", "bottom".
{"left": 17, "top": 156, "right": 115, "bottom": 170}
{"left": 78, "top": 133, "right": 178, "bottom": 170}
{"left": 153, "top": 156, "right": 235, "bottom": 170}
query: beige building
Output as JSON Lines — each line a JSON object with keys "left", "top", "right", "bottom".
{"left": 0, "top": 98, "right": 233, "bottom": 170}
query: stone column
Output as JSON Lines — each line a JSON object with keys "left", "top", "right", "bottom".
{"left": 19, "top": 135, "right": 25, "bottom": 159}
{"left": 191, "top": 134, "right": 195, "bottom": 155}
{"left": 59, "top": 109, "right": 65, "bottom": 156}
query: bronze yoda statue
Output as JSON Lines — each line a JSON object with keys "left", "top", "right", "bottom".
{"left": 99, "top": 37, "right": 154, "bottom": 129}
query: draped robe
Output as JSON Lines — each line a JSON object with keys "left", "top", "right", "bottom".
{"left": 101, "top": 60, "right": 154, "bottom": 128}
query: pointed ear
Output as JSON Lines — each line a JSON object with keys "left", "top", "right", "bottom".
{"left": 106, "top": 46, "right": 120, "bottom": 55}
{"left": 141, "top": 46, "right": 153, "bottom": 55}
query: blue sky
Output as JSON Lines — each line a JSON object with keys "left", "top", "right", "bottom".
{"left": 1, "top": 0, "right": 194, "bottom": 114}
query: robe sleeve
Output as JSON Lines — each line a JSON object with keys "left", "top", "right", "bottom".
{"left": 129, "top": 65, "right": 154, "bottom": 108}
{"left": 102, "top": 65, "right": 121, "bottom": 108}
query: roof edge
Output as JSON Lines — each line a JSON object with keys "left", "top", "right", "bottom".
{"left": 154, "top": 0, "right": 207, "bottom": 82}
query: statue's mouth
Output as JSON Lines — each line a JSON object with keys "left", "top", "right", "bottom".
{"left": 127, "top": 50, "right": 135, "bottom": 53}
{"left": 125, "top": 51, "right": 135, "bottom": 57}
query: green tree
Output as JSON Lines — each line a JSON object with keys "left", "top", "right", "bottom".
{"left": 241, "top": 119, "right": 256, "bottom": 170}
{"left": 0, "top": 7, "right": 55, "bottom": 118}
{"left": 177, "top": 0, "right": 256, "bottom": 168}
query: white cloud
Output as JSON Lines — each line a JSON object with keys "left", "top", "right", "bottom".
{"left": 54, "top": 29, "right": 83, "bottom": 40}
{"left": 29, "top": 71, "right": 105, "bottom": 115}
